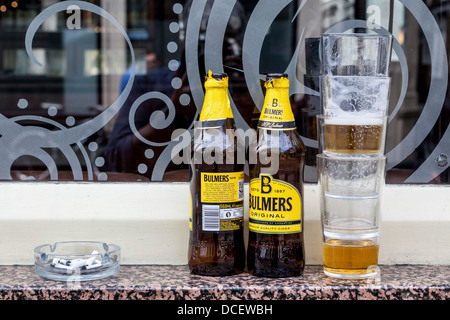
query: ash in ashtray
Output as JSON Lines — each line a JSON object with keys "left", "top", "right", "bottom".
{"left": 49, "top": 250, "right": 105, "bottom": 273}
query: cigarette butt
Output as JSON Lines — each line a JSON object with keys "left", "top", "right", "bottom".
{"left": 86, "top": 256, "right": 96, "bottom": 266}
{"left": 85, "top": 262, "right": 102, "bottom": 270}
{"left": 54, "top": 263, "right": 75, "bottom": 270}
{"left": 67, "top": 259, "right": 87, "bottom": 268}
{"left": 51, "top": 258, "right": 68, "bottom": 266}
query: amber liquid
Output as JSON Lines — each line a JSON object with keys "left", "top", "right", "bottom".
{"left": 188, "top": 119, "right": 245, "bottom": 276}
{"left": 247, "top": 129, "right": 306, "bottom": 277}
{"left": 324, "top": 123, "right": 383, "bottom": 154}
{"left": 322, "top": 239, "right": 379, "bottom": 277}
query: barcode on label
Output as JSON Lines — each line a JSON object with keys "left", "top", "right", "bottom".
{"left": 202, "top": 205, "right": 220, "bottom": 231}
{"left": 238, "top": 180, "right": 244, "bottom": 200}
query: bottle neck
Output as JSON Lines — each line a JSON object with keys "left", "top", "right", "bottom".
{"left": 199, "top": 71, "right": 233, "bottom": 124}
{"left": 199, "top": 87, "right": 233, "bottom": 122}
{"left": 258, "top": 81, "right": 296, "bottom": 130}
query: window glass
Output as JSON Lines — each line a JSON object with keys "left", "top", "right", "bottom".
{"left": 0, "top": 0, "right": 448, "bottom": 184}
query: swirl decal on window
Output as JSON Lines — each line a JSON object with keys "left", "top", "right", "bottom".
{"left": 1, "top": 0, "right": 447, "bottom": 183}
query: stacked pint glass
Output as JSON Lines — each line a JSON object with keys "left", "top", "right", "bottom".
{"left": 317, "top": 33, "right": 392, "bottom": 279}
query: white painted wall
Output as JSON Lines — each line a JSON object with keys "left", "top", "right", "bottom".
{"left": 0, "top": 182, "right": 449, "bottom": 265}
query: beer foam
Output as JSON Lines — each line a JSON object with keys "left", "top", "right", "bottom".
{"left": 323, "top": 116, "right": 385, "bottom": 126}
{"left": 321, "top": 34, "right": 391, "bottom": 77}
{"left": 323, "top": 76, "right": 390, "bottom": 117}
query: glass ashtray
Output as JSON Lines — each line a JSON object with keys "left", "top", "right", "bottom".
{"left": 34, "top": 241, "right": 120, "bottom": 281}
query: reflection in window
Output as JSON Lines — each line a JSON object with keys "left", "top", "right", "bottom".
{"left": 3, "top": 48, "right": 66, "bottom": 76}
{"left": 0, "top": 0, "right": 448, "bottom": 184}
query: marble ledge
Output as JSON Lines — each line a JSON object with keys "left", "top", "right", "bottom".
{"left": 0, "top": 265, "right": 448, "bottom": 300}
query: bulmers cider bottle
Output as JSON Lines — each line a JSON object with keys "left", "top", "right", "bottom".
{"left": 247, "top": 73, "right": 306, "bottom": 277}
{"left": 188, "top": 71, "right": 245, "bottom": 276}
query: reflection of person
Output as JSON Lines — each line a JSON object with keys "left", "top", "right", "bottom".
{"left": 104, "top": 1, "right": 249, "bottom": 181}
{"left": 145, "top": 51, "right": 161, "bottom": 69}
{"left": 119, "top": 52, "right": 161, "bottom": 93}
{"left": 103, "top": 51, "right": 179, "bottom": 176}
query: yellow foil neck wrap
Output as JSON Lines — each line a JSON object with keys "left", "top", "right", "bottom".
{"left": 258, "top": 76, "right": 296, "bottom": 129}
{"left": 199, "top": 70, "right": 233, "bottom": 121}
{"left": 264, "top": 76, "right": 290, "bottom": 89}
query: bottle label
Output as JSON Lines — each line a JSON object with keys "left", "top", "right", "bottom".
{"left": 200, "top": 172, "right": 244, "bottom": 232}
{"left": 249, "top": 174, "right": 302, "bottom": 234}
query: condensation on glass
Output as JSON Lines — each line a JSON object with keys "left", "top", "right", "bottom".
{"left": 0, "top": 0, "right": 448, "bottom": 184}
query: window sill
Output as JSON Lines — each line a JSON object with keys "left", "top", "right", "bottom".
{"left": 0, "top": 182, "right": 449, "bottom": 265}
{"left": 0, "top": 265, "right": 448, "bottom": 300}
